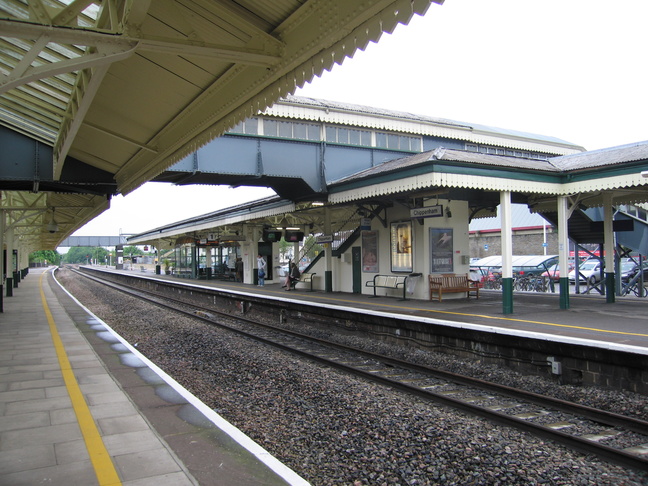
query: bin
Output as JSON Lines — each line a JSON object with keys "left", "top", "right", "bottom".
{"left": 406, "top": 272, "right": 423, "bottom": 295}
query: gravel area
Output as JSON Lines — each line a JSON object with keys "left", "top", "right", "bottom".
{"left": 57, "top": 269, "right": 648, "bottom": 486}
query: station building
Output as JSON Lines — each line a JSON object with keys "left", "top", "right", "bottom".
{"left": 127, "top": 96, "right": 648, "bottom": 309}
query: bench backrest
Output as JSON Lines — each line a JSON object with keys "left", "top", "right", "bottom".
{"left": 374, "top": 275, "right": 407, "bottom": 287}
{"left": 429, "top": 274, "right": 469, "bottom": 287}
{"left": 373, "top": 275, "right": 387, "bottom": 287}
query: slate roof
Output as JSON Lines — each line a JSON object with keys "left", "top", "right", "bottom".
{"left": 282, "top": 95, "right": 582, "bottom": 149}
{"left": 332, "top": 141, "right": 648, "bottom": 186}
{"left": 548, "top": 140, "right": 648, "bottom": 171}
{"left": 332, "top": 147, "right": 560, "bottom": 185}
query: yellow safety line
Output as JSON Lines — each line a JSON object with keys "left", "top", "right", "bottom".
{"left": 39, "top": 273, "right": 122, "bottom": 486}
{"left": 261, "top": 287, "right": 648, "bottom": 339}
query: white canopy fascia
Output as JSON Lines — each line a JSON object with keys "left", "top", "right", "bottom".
{"left": 328, "top": 171, "right": 648, "bottom": 205}
{"left": 127, "top": 201, "right": 296, "bottom": 244}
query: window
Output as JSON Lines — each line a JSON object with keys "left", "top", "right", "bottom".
{"left": 467, "top": 142, "right": 551, "bottom": 160}
{"left": 264, "top": 119, "right": 319, "bottom": 141}
{"left": 228, "top": 118, "right": 259, "bottom": 135}
{"left": 375, "top": 131, "right": 421, "bottom": 151}
{"left": 325, "top": 125, "right": 372, "bottom": 146}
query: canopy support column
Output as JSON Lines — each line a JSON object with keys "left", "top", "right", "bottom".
{"left": 557, "top": 196, "right": 570, "bottom": 309}
{"left": 603, "top": 193, "right": 616, "bottom": 303}
{"left": 500, "top": 191, "right": 513, "bottom": 314}
{"left": 0, "top": 210, "right": 4, "bottom": 311}
{"left": 324, "top": 208, "right": 333, "bottom": 292}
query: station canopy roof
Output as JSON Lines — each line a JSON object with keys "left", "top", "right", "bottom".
{"left": 472, "top": 255, "right": 558, "bottom": 269}
{"left": 0, "top": 0, "right": 438, "bottom": 251}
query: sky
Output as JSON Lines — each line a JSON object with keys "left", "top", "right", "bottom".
{"left": 70, "top": 0, "right": 648, "bottom": 241}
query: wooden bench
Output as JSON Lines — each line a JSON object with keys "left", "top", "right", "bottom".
{"left": 366, "top": 274, "right": 410, "bottom": 300}
{"left": 428, "top": 273, "right": 480, "bottom": 302}
{"left": 290, "top": 272, "right": 316, "bottom": 291}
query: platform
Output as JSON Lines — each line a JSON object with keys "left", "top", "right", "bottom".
{"left": 118, "top": 267, "right": 648, "bottom": 353}
{"left": 0, "top": 267, "right": 308, "bottom": 486}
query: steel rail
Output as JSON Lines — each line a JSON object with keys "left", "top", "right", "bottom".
{"left": 71, "top": 268, "right": 648, "bottom": 473}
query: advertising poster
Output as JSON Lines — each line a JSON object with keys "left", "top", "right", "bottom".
{"left": 430, "top": 228, "right": 453, "bottom": 273}
{"left": 390, "top": 221, "right": 413, "bottom": 272}
{"left": 362, "top": 230, "right": 379, "bottom": 272}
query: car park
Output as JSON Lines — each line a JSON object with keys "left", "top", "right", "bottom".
{"left": 472, "top": 255, "right": 558, "bottom": 279}
{"left": 540, "top": 262, "right": 575, "bottom": 282}
{"left": 621, "top": 260, "right": 648, "bottom": 284}
{"left": 568, "top": 260, "right": 602, "bottom": 285}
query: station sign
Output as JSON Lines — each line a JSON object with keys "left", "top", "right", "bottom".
{"left": 316, "top": 234, "right": 333, "bottom": 244}
{"left": 410, "top": 205, "right": 443, "bottom": 219}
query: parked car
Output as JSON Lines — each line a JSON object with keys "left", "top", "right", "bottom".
{"left": 540, "top": 262, "right": 575, "bottom": 282}
{"left": 568, "top": 260, "right": 602, "bottom": 285}
{"left": 621, "top": 261, "right": 648, "bottom": 284}
{"left": 472, "top": 255, "right": 558, "bottom": 279}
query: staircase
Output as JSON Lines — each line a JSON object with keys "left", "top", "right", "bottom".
{"left": 542, "top": 205, "right": 648, "bottom": 255}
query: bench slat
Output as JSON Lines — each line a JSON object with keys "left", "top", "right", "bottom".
{"left": 291, "top": 272, "right": 316, "bottom": 291}
{"left": 429, "top": 274, "right": 479, "bottom": 302}
{"left": 365, "top": 274, "right": 411, "bottom": 300}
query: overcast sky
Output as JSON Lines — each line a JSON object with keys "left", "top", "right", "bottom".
{"left": 71, "top": 0, "right": 647, "bottom": 240}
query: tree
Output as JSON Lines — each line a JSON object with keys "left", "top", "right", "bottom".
{"left": 123, "top": 246, "right": 144, "bottom": 257}
{"left": 29, "top": 250, "right": 61, "bottom": 265}
{"left": 302, "top": 235, "right": 323, "bottom": 260}
{"left": 278, "top": 238, "right": 291, "bottom": 261}
{"left": 62, "top": 246, "right": 109, "bottom": 264}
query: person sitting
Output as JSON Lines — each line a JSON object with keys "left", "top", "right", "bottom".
{"left": 283, "top": 263, "right": 301, "bottom": 290}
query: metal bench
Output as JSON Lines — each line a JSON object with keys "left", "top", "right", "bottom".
{"left": 290, "top": 272, "right": 317, "bottom": 291}
{"left": 428, "top": 273, "right": 480, "bottom": 302}
{"left": 366, "top": 274, "right": 410, "bottom": 300}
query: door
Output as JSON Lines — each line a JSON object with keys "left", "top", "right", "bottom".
{"left": 352, "top": 246, "right": 362, "bottom": 293}
{"left": 257, "top": 241, "right": 273, "bottom": 280}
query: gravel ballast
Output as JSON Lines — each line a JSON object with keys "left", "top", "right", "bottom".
{"left": 57, "top": 269, "right": 648, "bottom": 485}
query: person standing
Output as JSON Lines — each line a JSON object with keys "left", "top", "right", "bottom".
{"left": 257, "top": 254, "right": 267, "bottom": 286}
{"left": 235, "top": 257, "right": 243, "bottom": 282}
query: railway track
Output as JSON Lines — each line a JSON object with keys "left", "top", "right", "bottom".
{"left": 70, "top": 268, "right": 648, "bottom": 473}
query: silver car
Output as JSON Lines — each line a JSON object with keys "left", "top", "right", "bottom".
{"left": 568, "top": 260, "right": 602, "bottom": 285}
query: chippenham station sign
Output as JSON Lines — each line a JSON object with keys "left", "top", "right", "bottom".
{"left": 410, "top": 205, "right": 443, "bottom": 219}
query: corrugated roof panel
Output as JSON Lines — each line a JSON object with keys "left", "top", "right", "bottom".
{"left": 473, "top": 255, "right": 558, "bottom": 268}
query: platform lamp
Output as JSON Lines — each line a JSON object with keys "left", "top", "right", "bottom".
{"left": 642, "top": 170, "right": 648, "bottom": 178}
{"left": 47, "top": 208, "right": 59, "bottom": 233}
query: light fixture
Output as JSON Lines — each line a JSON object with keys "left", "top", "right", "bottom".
{"left": 47, "top": 208, "right": 59, "bottom": 233}
{"left": 445, "top": 202, "right": 452, "bottom": 218}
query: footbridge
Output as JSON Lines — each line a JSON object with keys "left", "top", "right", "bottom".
{"left": 1, "top": 0, "right": 440, "bottom": 251}
{"left": 151, "top": 95, "right": 586, "bottom": 201}
{"left": 58, "top": 236, "right": 127, "bottom": 247}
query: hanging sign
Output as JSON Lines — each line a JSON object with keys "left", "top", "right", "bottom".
{"left": 316, "top": 234, "right": 333, "bottom": 244}
{"left": 411, "top": 205, "right": 443, "bottom": 219}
